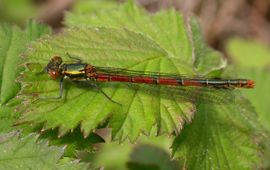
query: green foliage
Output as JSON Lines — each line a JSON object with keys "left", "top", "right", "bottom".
{"left": 18, "top": 1, "right": 232, "bottom": 144}
{"left": 172, "top": 101, "right": 266, "bottom": 169}
{"left": 226, "top": 38, "right": 270, "bottom": 130}
{"left": 227, "top": 38, "right": 270, "bottom": 68}
{"left": 92, "top": 135, "right": 178, "bottom": 170}
{"left": 0, "top": 131, "right": 89, "bottom": 169}
{"left": 0, "top": 21, "right": 51, "bottom": 105}
{"left": 0, "top": 99, "right": 21, "bottom": 132}
{"left": 0, "top": 20, "right": 51, "bottom": 137}
{"left": 0, "top": 1, "right": 269, "bottom": 170}
{"left": 226, "top": 38, "right": 270, "bottom": 169}
{"left": 39, "top": 127, "right": 105, "bottom": 157}
{"left": 70, "top": 0, "right": 118, "bottom": 15}
{"left": 65, "top": 1, "right": 225, "bottom": 75}
{"left": 18, "top": 27, "right": 197, "bottom": 141}
{"left": 0, "top": 0, "right": 36, "bottom": 25}
{"left": 127, "top": 144, "right": 180, "bottom": 170}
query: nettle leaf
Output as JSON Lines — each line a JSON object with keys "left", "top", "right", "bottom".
{"left": 0, "top": 131, "right": 88, "bottom": 169}
{"left": 18, "top": 27, "right": 197, "bottom": 141}
{"left": 39, "top": 127, "right": 105, "bottom": 157}
{"left": 172, "top": 95, "right": 268, "bottom": 170}
{"left": 65, "top": 1, "right": 225, "bottom": 74}
{"left": 0, "top": 21, "right": 51, "bottom": 105}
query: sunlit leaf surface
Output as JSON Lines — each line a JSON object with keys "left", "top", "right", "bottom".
{"left": 0, "top": 21, "right": 51, "bottom": 105}
{"left": 65, "top": 1, "right": 225, "bottom": 74}
{"left": 0, "top": 132, "right": 88, "bottom": 169}
{"left": 226, "top": 38, "right": 270, "bottom": 131}
{"left": 172, "top": 94, "right": 268, "bottom": 169}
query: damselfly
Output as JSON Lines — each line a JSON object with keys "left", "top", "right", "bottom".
{"left": 43, "top": 55, "right": 255, "bottom": 104}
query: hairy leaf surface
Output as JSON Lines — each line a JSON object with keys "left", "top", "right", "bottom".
{"left": 0, "top": 132, "right": 88, "bottom": 169}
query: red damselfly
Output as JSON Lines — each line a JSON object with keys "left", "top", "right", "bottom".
{"left": 43, "top": 55, "right": 255, "bottom": 104}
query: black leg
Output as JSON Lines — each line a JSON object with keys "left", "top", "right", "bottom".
{"left": 73, "top": 81, "right": 121, "bottom": 106}
{"left": 66, "top": 53, "right": 82, "bottom": 63}
{"left": 39, "top": 77, "right": 64, "bottom": 100}
{"left": 92, "top": 83, "right": 122, "bottom": 106}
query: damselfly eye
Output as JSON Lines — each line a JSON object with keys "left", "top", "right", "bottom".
{"left": 48, "top": 70, "right": 60, "bottom": 79}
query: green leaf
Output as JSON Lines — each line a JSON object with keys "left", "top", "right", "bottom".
{"left": 18, "top": 27, "right": 197, "bottom": 141}
{"left": 0, "top": 21, "right": 51, "bottom": 105}
{"left": 226, "top": 38, "right": 270, "bottom": 131}
{"left": 189, "top": 17, "right": 226, "bottom": 74}
{"left": 39, "top": 127, "right": 105, "bottom": 157}
{"left": 127, "top": 144, "right": 180, "bottom": 170}
{"left": 226, "top": 38, "right": 270, "bottom": 68}
{"left": 65, "top": 1, "right": 225, "bottom": 74}
{"left": 0, "top": 131, "right": 89, "bottom": 169}
{"left": 0, "top": 24, "right": 25, "bottom": 105}
{"left": 237, "top": 69, "right": 270, "bottom": 131}
{"left": 172, "top": 97, "right": 268, "bottom": 170}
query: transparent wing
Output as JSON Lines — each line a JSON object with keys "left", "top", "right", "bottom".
{"left": 97, "top": 81, "right": 236, "bottom": 105}
{"left": 95, "top": 66, "right": 207, "bottom": 79}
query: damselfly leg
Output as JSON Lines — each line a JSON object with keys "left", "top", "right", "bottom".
{"left": 73, "top": 80, "right": 122, "bottom": 105}
{"left": 66, "top": 53, "right": 82, "bottom": 63}
{"left": 38, "top": 77, "right": 64, "bottom": 100}
{"left": 39, "top": 78, "right": 121, "bottom": 105}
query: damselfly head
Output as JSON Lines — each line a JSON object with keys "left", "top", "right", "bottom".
{"left": 45, "top": 56, "right": 63, "bottom": 79}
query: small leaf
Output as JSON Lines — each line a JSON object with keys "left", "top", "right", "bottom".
{"left": 39, "top": 127, "right": 105, "bottom": 157}
{"left": 189, "top": 17, "right": 226, "bottom": 74}
{"left": 0, "top": 131, "right": 88, "bottom": 169}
